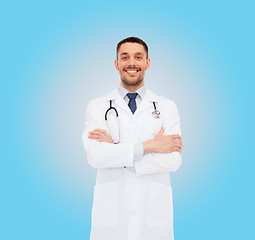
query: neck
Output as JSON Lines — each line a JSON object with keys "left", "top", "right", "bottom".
{"left": 121, "top": 82, "right": 144, "bottom": 93}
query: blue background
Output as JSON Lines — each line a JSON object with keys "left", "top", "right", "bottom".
{"left": 1, "top": 0, "right": 254, "bottom": 239}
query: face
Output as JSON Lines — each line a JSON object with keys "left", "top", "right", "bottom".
{"left": 115, "top": 42, "right": 150, "bottom": 90}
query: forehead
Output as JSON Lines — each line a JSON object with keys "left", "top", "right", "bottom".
{"left": 118, "top": 42, "right": 146, "bottom": 55}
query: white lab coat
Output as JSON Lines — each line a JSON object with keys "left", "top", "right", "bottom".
{"left": 82, "top": 88, "right": 182, "bottom": 240}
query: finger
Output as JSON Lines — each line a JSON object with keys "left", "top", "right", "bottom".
{"left": 167, "top": 134, "right": 181, "bottom": 141}
{"left": 157, "top": 127, "right": 165, "bottom": 136}
{"left": 172, "top": 134, "right": 182, "bottom": 140}
{"left": 89, "top": 134, "right": 105, "bottom": 140}
{"left": 89, "top": 131, "right": 97, "bottom": 135}
{"left": 88, "top": 136, "right": 102, "bottom": 141}
{"left": 89, "top": 129, "right": 102, "bottom": 135}
{"left": 88, "top": 134, "right": 97, "bottom": 138}
{"left": 170, "top": 136, "right": 181, "bottom": 142}
{"left": 170, "top": 147, "right": 180, "bottom": 153}
{"left": 94, "top": 129, "right": 107, "bottom": 134}
{"left": 174, "top": 147, "right": 182, "bottom": 153}
{"left": 174, "top": 145, "right": 181, "bottom": 150}
{"left": 89, "top": 131, "right": 112, "bottom": 143}
{"left": 89, "top": 132, "right": 103, "bottom": 137}
{"left": 88, "top": 134, "right": 102, "bottom": 139}
{"left": 90, "top": 130, "right": 103, "bottom": 135}
{"left": 179, "top": 145, "right": 183, "bottom": 151}
{"left": 89, "top": 131, "right": 104, "bottom": 137}
{"left": 94, "top": 129, "right": 110, "bottom": 138}
{"left": 90, "top": 130, "right": 105, "bottom": 135}
{"left": 102, "top": 130, "right": 110, "bottom": 137}
{"left": 176, "top": 141, "right": 183, "bottom": 148}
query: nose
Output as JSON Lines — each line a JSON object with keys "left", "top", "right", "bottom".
{"left": 128, "top": 56, "right": 135, "bottom": 66}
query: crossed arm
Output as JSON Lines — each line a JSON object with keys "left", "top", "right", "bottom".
{"left": 83, "top": 99, "right": 183, "bottom": 175}
{"left": 88, "top": 127, "right": 183, "bottom": 154}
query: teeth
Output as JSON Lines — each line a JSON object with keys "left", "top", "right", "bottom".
{"left": 127, "top": 70, "right": 137, "bottom": 73}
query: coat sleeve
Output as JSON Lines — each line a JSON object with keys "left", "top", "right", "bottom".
{"left": 82, "top": 99, "right": 134, "bottom": 169}
{"left": 134, "top": 99, "right": 182, "bottom": 176}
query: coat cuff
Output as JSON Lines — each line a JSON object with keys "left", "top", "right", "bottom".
{"left": 133, "top": 143, "right": 144, "bottom": 162}
{"left": 123, "top": 144, "right": 135, "bottom": 168}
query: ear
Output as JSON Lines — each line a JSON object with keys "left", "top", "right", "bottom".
{"left": 145, "top": 58, "right": 151, "bottom": 70}
{"left": 114, "top": 59, "right": 119, "bottom": 71}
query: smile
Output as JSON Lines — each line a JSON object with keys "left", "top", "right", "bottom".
{"left": 125, "top": 69, "right": 140, "bottom": 75}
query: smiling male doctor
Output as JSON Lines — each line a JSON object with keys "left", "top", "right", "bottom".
{"left": 82, "top": 37, "right": 183, "bottom": 240}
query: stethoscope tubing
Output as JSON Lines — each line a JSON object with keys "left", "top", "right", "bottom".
{"left": 105, "top": 100, "right": 118, "bottom": 120}
{"left": 105, "top": 100, "right": 160, "bottom": 120}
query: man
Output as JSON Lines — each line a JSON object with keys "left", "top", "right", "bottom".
{"left": 82, "top": 37, "right": 183, "bottom": 240}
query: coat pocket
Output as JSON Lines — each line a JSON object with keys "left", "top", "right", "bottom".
{"left": 92, "top": 182, "right": 118, "bottom": 227}
{"left": 146, "top": 182, "right": 173, "bottom": 228}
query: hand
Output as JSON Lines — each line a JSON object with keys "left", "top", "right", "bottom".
{"left": 88, "top": 129, "right": 113, "bottom": 143}
{"left": 143, "top": 128, "right": 183, "bottom": 154}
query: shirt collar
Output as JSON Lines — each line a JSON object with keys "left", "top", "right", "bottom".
{"left": 118, "top": 85, "right": 146, "bottom": 100}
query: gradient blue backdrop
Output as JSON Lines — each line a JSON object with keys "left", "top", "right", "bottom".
{"left": 1, "top": 0, "right": 254, "bottom": 239}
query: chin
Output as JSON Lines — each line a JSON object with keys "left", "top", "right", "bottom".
{"left": 121, "top": 78, "right": 143, "bottom": 87}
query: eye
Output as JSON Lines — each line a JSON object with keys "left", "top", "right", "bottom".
{"left": 122, "top": 56, "right": 128, "bottom": 60}
{"left": 136, "top": 56, "right": 142, "bottom": 59}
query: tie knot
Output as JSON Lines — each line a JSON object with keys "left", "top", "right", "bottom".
{"left": 127, "top": 92, "right": 138, "bottom": 100}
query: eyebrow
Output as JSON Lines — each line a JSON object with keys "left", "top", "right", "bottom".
{"left": 120, "top": 52, "right": 144, "bottom": 56}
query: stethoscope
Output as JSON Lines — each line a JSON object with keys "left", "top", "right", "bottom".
{"left": 104, "top": 100, "right": 160, "bottom": 143}
{"left": 105, "top": 100, "right": 160, "bottom": 121}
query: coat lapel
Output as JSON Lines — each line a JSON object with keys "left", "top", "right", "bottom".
{"left": 102, "top": 88, "right": 131, "bottom": 114}
{"left": 102, "top": 88, "right": 160, "bottom": 116}
{"left": 134, "top": 89, "right": 160, "bottom": 116}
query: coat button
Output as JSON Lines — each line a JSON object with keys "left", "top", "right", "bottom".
{"left": 124, "top": 166, "right": 126, "bottom": 168}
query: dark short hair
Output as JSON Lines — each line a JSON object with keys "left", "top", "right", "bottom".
{"left": 116, "top": 37, "right": 149, "bottom": 59}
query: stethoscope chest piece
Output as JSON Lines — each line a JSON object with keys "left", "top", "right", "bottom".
{"left": 152, "top": 110, "right": 160, "bottom": 118}
{"left": 152, "top": 102, "right": 160, "bottom": 118}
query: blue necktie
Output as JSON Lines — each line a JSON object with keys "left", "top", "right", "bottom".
{"left": 127, "top": 92, "right": 138, "bottom": 114}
